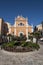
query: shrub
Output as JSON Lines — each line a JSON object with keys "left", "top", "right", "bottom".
{"left": 32, "top": 43, "right": 40, "bottom": 50}
{"left": 2, "top": 43, "right": 7, "bottom": 48}
{"left": 12, "top": 35, "right": 27, "bottom": 41}
{"left": 2, "top": 41, "right": 14, "bottom": 48}
{"left": 14, "top": 41, "right": 21, "bottom": 46}
{"left": 27, "top": 43, "right": 40, "bottom": 50}
{"left": 6, "top": 43, "right": 14, "bottom": 47}
{"left": 20, "top": 35, "right": 27, "bottom": 41}
{"left": 28, "top": 36, "right": 33, "bottom": 41}
{"left": 21, "top": 42, "right": 40, "bottom": 50}
{"left": 2, "top": 41, "right": 40, "bottom": 51}
{"left": 21, "top": 41, "right": 29, "bottom": 47}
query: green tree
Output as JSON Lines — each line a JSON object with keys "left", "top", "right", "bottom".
{"left": 34, "top": 26, "right": 38, "bottom": 32}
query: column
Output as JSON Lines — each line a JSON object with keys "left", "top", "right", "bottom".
{"left": 26, "top": 21, "right": 28, "bottom": 39}
{"left": 14, "top": 19, "right": 16, "bottom": 36}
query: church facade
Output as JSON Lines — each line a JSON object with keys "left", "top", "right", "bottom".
{"left": 7, "top": 16, "right": 33, "bottom": 39}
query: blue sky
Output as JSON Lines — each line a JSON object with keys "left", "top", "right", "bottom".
{"left": 0, "top": 0, "right": 43, "bottom": 26}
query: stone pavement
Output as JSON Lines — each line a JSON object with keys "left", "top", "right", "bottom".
{"left": 0, "top": 44, "right": 43, "bottom": 65}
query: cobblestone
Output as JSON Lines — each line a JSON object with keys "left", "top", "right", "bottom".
{"left": 0, "top": 44, "right": 43, "bottom": 65}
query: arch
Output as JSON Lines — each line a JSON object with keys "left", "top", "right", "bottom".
{"left": 18, "top": 32, "right": 24, "bottom": 37}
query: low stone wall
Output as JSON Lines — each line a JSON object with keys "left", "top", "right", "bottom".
{"left": 3, "top": 46, "right": 33, "bottom": 52}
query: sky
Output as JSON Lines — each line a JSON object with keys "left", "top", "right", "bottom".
{"left": 0, "top": 0, "right": 43, "bottom": 26}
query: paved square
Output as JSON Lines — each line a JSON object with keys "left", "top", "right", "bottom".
{"left": 0, "top": 44, "right": 43, "bottom": 65}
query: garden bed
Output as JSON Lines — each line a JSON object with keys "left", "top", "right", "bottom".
{"left": 1, "top": 41, "right": 40, "bottom": 52}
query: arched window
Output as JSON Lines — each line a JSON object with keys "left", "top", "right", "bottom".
{"left": 20, "top": 23, "right": 23, "bottom": 26}
{"left": 18, "top": 23, "right": 24, "bottom": 26}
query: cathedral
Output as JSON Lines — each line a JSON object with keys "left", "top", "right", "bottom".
{"left": 7, "top": 16, "right": 33, "bottom": 39}
{"left": 0, "top": 16, "right": 33, "bottom": 39}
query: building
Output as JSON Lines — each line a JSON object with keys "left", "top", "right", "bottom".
{"left": 0, "top": 16, "right": 33, "bottom": 39}
{"left": 5, "top": 22, "right": 11, "bottom": 35}
{"left": 6, "top": 16, "right": 33, "bottom": 39}
{"left": 37, "top": 24, "right": 42, "bottom": 31}
{"left": 0, "top": 18, "right": 8, "bottom": 36}
{"left": 37, "top": 23, "right": 43, "bottom": 36}
{"left": 0, "top": 18, "right": 8, "bottom": 43}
